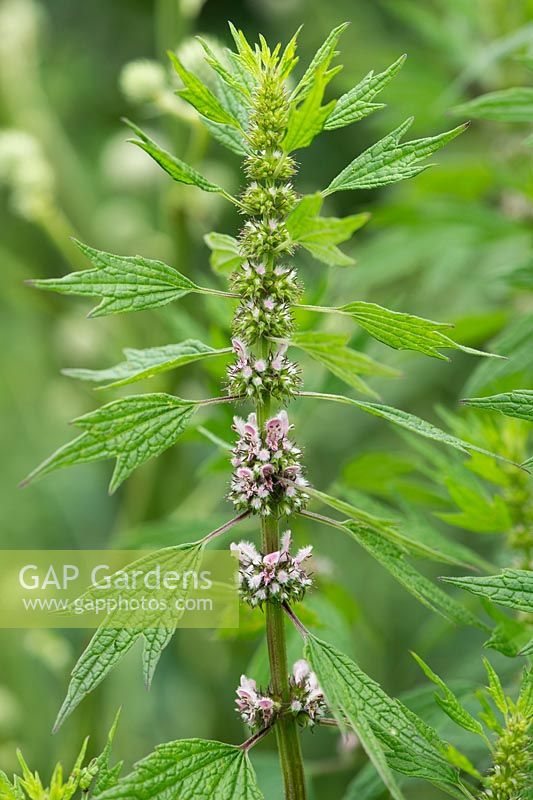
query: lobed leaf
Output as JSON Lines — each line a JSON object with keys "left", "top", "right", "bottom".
{"left": 299, "top": 392, "right": 517, "bottom": 466}
{"left": 314, "top": 486, "right": 481, "bottom": 568}
{"left": 461, "top": 390, "right": 533, "bottom": 422}
{"left": 54, "top": 544, "right": 204, "bottom": 731}
{"left": 30, "top": 241, "right": 198, "bottom": 317}
{"left": 338, "top": 301, "right": 496, "bottom": 360}
{"left": 291, "top": 23, "right": 349, "bottom": 102}
{"left": 342, "top": 522, "right": 482, "bottom": 627}
{"left": 168, "top": 52, "right": 241, "bottom": 127}
{"left": 482, "top": 658, "right": 507, "bottom": 715}
{"left": 197, "top": 37, "right": 252, "bottom": 102}
{"left": 284, "top": 67, "right": 337, "bottom": 152}
{"left": 325, "top": 54, "right": 406, "bottom": 130}
{"left": 453, "top": 87, "right": 533, "bottom": 123}
{"left": 93, "top": 710, "right": 124, "bottom": 794}
{"left": 324, "top": 118, "right": 467, "bottom": 194}
{"left": 95, "top": 739, "right": 263, "bottom": 800}
{"left": 287, "top": 194, "right": 370, "bottom": 266}
{"left": 305, "top": 636, "right": 461, "bottom": 797}
{"left": 292, "top": 331, "right": 398, "bottom": 397}
{"left": 125, "top": 120, "right": 230, "bottom": 197}
{"left": 22, "top": 394, "right": 198, "bottom": 494}
{"left": 442, "top": 570, "right": 533, "bottom": 614}
{"left": 63, "top": 340, "right": 227, "bottom": 390}
{"left": 411, "top": 653, "right": 485, "bottom": 736}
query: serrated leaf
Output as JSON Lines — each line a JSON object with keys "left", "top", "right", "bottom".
{"left": 342, "top": 522, "right": 481, "bottom": 627}
{"left": 22, "top": 394, "right": 197, "bottom": 493}
{"left": 291, "top": 23, "right": 349, "bottom": 102}
{"left": 54, "top": 544, "right": 203, "bottom": 731}
{"left": 307, "top": 485, "right": 397, "bottom": 531}
{"left": 125, "top": 120, "right": 230, "bottom": 196}
{"left": 284, "top": 66, "right": 337, "bottom": 152}
{"left": 300, "top": 392, "right": 516, "bottom": 466}
{"left": 287, "top": 194, "right": 369, "bottom": 266}
{"left": 412, "top": 653, "right": 485, "bottom": 736}
{"left": 292, "top": 331, "right": 398, "bottom": 397}
{"left": 94, "top": 739, "right": 263, "bottom": 800}
{"left": 464, "top": 313, "right": 533, "bottom": 396}
{"left": 442, "top": 570, "right": 533, "bottom": 614}
{"left": 324, "top": 118, "right": 467, "bottom": 194}
{"left": 204, "top": 232, "right": 243, "bottom": 274}
{"left": 453, "top": 87, "right": 533, "bottom": 122}
{"left": 437, "top": 477, "right": 512, "bottom": 533}
{"left": 520, "top": 638, "right": 533, "bottom": 656}
{"left": 338, "top": 301, "right": 496, "bottom": 360}
{"left": 197, "top": 37, "right": 251, "bottom": 102}
{"left": 30, "top": 240, "right": 199, "bottom": 317}
{"left": 305, "top": 636, "right": 460, "bottom": 796}
{"left": 142, "top": 628, "right": 175, "bottom": 690}
{"left": 462, "top": 390, "right": 533, "bottom": 424}
{"left": 168, "top": 52, "right": 241, "bottom": 127}
{"left": 93, "top": 710, "right": 123, "bottom": 794}
{"left": 63, "top": 340, "right": 226, "bottom": 390}
{"left": 517, "top": 667, "right": 533, "bottom": 716}
{"left": 316, "top": 486, "right": 481, "bottom": 568}
{"left": 325, "top": 54, "right": 406, "bottom": 130}
{"left": 482, "top": 658, "right": 507, "bottom": 715}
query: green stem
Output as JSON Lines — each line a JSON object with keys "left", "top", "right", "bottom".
{"left": 256, "top": 393, "right": 307, "bottom": 800}
{"left": 261, "top": 512, "right": 307, "bottom": 800}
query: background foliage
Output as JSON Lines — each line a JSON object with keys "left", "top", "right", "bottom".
{"left": 1, "top": 0, "right": 532, "bottom": 797}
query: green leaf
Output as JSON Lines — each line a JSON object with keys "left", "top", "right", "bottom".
{"left": 284, "top": 66, "right": 337, "bottom": 152}
{"left": 315, "top": 486, "right": 481, "bottom": 569}
{"left": 436, "top": 477, "right": 512, "bottom": 533}
{"left": 63, "top": 340, "right": 227, "bottom": 390}
{"left": 54, "top": 544, "right": 203, "bottom": 731}
{"left": 411, "top": 653, "right": 485, "bottom": 736}
{"left": 342, "top": 522, "right": 481, "bottom": 627}
{"left": 461, "top": 390, "right": 533, "bottom": 423}
{"left": 292, "top": 331, "right": 398, "bottom": 397}
{"left": 453, "top": 87, "right": 533, "bottom": 122}
{"left": 482, "top": 658, "right": 507, "bottom": 715}
{"left": 197, "top": 37, "right": 251, "bottom": 102}
{"left": 338, "top": 301, "right": 496, "bottom": 360}
{"left": 307, "top": 485, "right": 397, "bottom": 532}
{"left": 287, "top": 194, "right": 369, "bottom": 266}
{"left": 204, "top": 232, "right": 243, "bottom": 275}
{"left": 305, "top": 636, "right": 460, "bottom": 796}
{"left": 324, "top": 118, "right": 467, "bottom": 194}
{"left": 94, "top": 739, "right": 263, "bottom": 800}
{"left": 299, "top": 392, "right": 516, "bottom": 466}
{"left": 29, "top": 240, "right": 198, "bottom": 317}
{"left": 125, "top": 120, "right": 230, "bottom": 196}
{"left": 442, "top": 570, "right": 533, "bottom": 614}
{"left": 168, "top": 52, "right": 241, "bottom": 127}
{"left": 291, "top": 23, "right": 349, "bottom": 102}
{"left": 325, "top": 54, "right": 406, "bottom": 130}
{"left": 142, "top": 628, "right": 175, "bottom": 690}
{"left": 520, "top": 638, "right": 533, "bottom": 656}
{"left": 93, "top": 710, "right": 123, "bottom": 794}
{"left": 22, "top": 394, "right": 198, "bottom": 493}
{"left": 517, "top": 667, "right": 533, "bottom": 716}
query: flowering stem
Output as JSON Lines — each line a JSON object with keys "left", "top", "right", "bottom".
{"left": 256, "top": 396, "right": 307, "bottom": 799}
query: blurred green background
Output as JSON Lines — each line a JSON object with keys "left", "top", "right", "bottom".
{"left": 1, "top": 1, "right": 532, "bottom": 797}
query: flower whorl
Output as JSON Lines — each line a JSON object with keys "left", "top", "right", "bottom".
{"left": 229, "top": 411, "right": 308, "bottom": 516}
{"left": 231, "top": 530, "right": 312, "bottom": 607}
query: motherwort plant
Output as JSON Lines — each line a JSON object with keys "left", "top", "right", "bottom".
{"left": 24, "top": 23, "right": 530, "bottom": 800}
